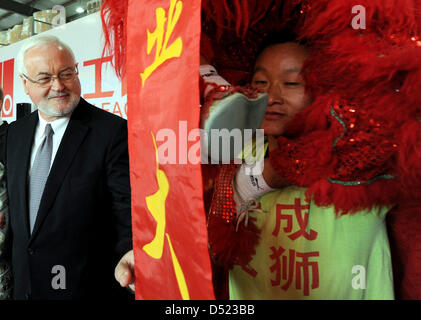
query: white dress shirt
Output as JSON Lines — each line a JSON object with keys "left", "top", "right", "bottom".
{"left": 29, "top": 112, "right": 70, "bottom": 175}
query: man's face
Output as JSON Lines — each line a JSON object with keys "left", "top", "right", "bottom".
{"left": 252, "top": 43, "right": 312, "bottom": 137}
{"left": 22, "top": 44, "right": 81, "bottom": 120}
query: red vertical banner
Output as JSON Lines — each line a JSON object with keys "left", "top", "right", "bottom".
{"left": 126, "top": 0, "right": 215, "bottom": 299}
{"left": 1, "top": 59, "right": 14, "bottom": 118}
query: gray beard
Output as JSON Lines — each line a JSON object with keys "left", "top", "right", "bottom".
{"left": 37, "top": 95, "right": 80, "bottom": 117}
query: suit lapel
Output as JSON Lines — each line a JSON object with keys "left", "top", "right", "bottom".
{"left": 13, "top": 112, "right": 39, "bottom": 239}
{"left": 29, "top": 101, "right": 90, "bottom": 243}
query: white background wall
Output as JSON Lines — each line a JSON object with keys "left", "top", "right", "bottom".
{"left": 0, "top": 12, "right": 126, "bottom": 122}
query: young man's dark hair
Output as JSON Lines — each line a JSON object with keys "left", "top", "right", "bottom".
{"left": 256, "top": 29, "right": 308, "bottom": 58}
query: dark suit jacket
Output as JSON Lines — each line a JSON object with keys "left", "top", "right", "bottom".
{"left": 0, "top": 121, "right": 8, "bottom": 163}
{"left": 5, "top": 99, "right": 132, "bottom": 300}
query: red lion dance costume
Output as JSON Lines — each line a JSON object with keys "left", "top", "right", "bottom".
{"left": 101, "top": 0, "right": 421, "bottom": 299}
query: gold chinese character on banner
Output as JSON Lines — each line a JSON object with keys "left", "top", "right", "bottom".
{"left": 141, "top": 0, "right": 183, "bottom": 86}
{"left": 143, "top": 132, "right": 190, "bottom": 300}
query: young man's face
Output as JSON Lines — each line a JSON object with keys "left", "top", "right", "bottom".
{"left": 252, "top": 43, "right": 312, "bottom": 137}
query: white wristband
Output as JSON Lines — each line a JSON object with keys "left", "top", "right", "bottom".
{"left": 234, "top": 162, "right": 275, "bottom": 212}
{"left": 199, "top": 65, "right": 230, "bottom": 96}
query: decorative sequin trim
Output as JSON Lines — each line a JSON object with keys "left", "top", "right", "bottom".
{"left": 330, "top": 105, "right": 347, "bottom": 148}
{"left": 328, "top": 174, "right": 395, "bottom": 186}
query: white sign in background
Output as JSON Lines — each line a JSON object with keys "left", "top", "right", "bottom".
{"left": 0, "top": 11, "right": 126, "bottom": 122}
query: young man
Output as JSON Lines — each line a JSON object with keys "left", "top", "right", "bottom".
{"left": 208, "top": 41, "right": 395, "bottom": 299}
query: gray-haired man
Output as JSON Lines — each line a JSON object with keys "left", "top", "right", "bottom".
{"left": 6, "top": 36, "right": 134, "bottom": 300}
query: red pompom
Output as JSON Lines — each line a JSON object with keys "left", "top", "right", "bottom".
{"left": 202, "top": 0, "right": 282, "bottom": 39}
{"left": 387, "top": 203, "right": 421, "bottom": 299}
{"left": 101, "top": 0, "right": 128, "bottom": 78}
{"left": 207, "top": 214, "right": 260, "bottom": 269}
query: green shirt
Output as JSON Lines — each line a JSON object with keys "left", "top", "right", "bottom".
{"left": 229, "top": 186, "right": 394, "bottom": 300}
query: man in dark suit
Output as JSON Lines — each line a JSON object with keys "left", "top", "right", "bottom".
{"left": 5, "top": 35, "right": 134, "bottom": 299}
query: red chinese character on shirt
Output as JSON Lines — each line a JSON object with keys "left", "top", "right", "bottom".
{"left": 272, "top": 198, "right": 318, "bottom": 241}
{"left": 269, "top": 246, "right": 320, "bottom": 296}
{"left": 269, "top": 246, "right": 286, "bottom": 286}
{"left": 296, "top": 251, "right": 319, "bottom": 296}
{"left": 241, "top": 264, "right": 258, "bottom": 278}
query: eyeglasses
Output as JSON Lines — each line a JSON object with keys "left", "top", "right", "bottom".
{"left": 23, "top": 65, "right": 79, "bottom": 87}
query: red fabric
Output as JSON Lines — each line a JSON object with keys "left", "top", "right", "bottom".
{"left": 202, "top": 164, "right": 219, "bottom": 214}
{"left": 207, "top": 164, "right": 260, "bottom": 269}
{"left": 201, "top": 0, "right": 283, "bottom": 39}
{"left": 269, "top": 99, "right": 400, "bottom": 214}
{"left": 201, "top": 163, "right": 230, "bottom": 300}
{"left": 101, "top": 0, "right": 128, "bottom": 78}
{"left": 125, "top": 0, "right": 214, "bottom": 299}
{"left": 200, "top": 32, "right": 215, "bottom": 64}
{"left": 387, "top": 203, "right": 421, "bottom": 300}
